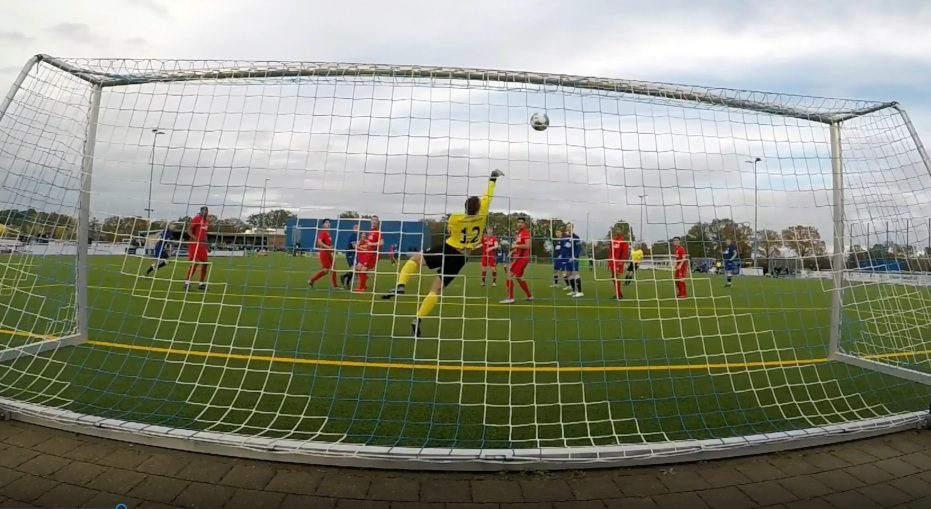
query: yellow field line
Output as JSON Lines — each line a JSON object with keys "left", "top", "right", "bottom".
{"left": 83, "top": 339, "right": 830, "bottom": 372}
{"left": 5, "top": 329, "right": 929, "bottom": 373}
{"left": 0, "top": 329, "right": 58, "bottom": 340}
{"left": 864, "top": 349, "right": 931, "bottom": 360}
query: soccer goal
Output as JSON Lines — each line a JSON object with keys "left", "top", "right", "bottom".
{"left": 0, "top": 55, "right": 929, "bottom": 470}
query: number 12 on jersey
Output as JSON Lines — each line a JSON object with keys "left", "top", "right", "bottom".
{"left": 460, "top": 226, "right": 480, "bottom": 244}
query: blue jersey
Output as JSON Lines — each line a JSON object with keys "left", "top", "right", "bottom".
{"left": 153, "top": 229, "right": 172, "bottom": 258}
{"left": 553, "top": 238, "right": 566, "bottom": 269}
{"left": 569, "top": 233, "right": 582, "bottom": 259}
{"left": 556, "top": 238, "right": 570, "bottom": 259}
{"left": 345, "top": 232, "right": 358, "bottom": 264}
{"left": 723, "top": 244, "right": 738, "bottom": 268}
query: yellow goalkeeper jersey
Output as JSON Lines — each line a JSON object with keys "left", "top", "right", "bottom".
{"left": 446, "top": 180, "right": 497, "bottom": 251}
{"left": 631, "top": 249, "right": 643, "bottom": 262}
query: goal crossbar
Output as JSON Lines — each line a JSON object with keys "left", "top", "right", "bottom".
{"left": 31, "top": 54, "right": 895, "bottom": 125}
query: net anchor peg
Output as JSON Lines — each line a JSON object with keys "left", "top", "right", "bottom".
{"left": 0, "top": 408, "right": 11, "bottom": 421}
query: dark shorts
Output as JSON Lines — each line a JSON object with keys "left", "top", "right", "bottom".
{"left": 423, "top": 242, "right": 466, "bottom": 287}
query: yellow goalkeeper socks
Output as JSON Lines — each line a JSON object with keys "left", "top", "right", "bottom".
{"left": 398, "top": 259, "right": 418, "bottom": 286}
{"left": 417, "top": 292, "right": 438, "bottom": 318}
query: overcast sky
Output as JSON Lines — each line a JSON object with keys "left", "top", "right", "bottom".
{"left": 2, "top": 0, "right": 931, "bottom": 246}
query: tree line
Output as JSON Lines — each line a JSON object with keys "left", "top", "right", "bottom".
{"left": 6, "top": 206, "right": 928, "bottom": 271}
{"left": 0, "top": 208, "right": 297, "bottom": 243}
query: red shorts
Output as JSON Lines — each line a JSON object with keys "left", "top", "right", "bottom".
{"left": 481, "top": 255, "right": 496, "bottom": 268}
{"left": 510, "top": 258, "right": 529, "bottom": 277}
{"left": 357, "top": 253, "right": 377, "bottom": 270}
{"left": 187, "top": 244, "right": 208, "bottom": 262}
{"left": 608, "top": 261, "right": 623, "bottom": 275}
{"left": 318, "top": 251, "right": 333, "bottom": 269}
{"left": 675, "top": 269, "right": 688, "bottom": 280}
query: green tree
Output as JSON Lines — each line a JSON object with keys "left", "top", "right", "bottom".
{"left": 681, "top": 218, "right": 752, "bottom": 261}
{"left": 651, "top": 240, "right": 671, "bottom": 256}
{"left": 756, "top": 229, "right": 783, "bottom": 259}
{"left": 781, "top": 225, "right": 826, "bottom": 257}
{"left": 339, "top": 211, "right": 361, "bottom": 218}
{"left": 216, "top": 217, "right": 248, "bottom": 233}
{"left": 101, "top": 215, "right": 149, "bottom": 242}
{"left": 246, "top": 209, "right": 296, "bottom": 229}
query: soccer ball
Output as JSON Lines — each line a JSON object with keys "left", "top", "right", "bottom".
{"left": 530, "top": 112, "right": 549, "bottom": 132}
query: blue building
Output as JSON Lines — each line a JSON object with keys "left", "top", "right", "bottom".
{"left": 285, "top": 217, "right": 426, "bottom": 256}
{"left": 859, "top": 259, "right": 903, "bottom": 272}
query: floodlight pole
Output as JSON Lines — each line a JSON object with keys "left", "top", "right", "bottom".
{"left": 261, "top": 178, "right": 270, "bottom": 248}
{"left": 638, "top": 194, "right": 647, "bottom": 243}
{"left": 746, "top": 158, "right": 762, "bottom": 268}
{"left": 147, "top": 129, "right": 165, "bottom": 225}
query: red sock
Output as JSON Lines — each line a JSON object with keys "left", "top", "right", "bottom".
{"left": 330, "top": 270, "right": 338, "bottom": 287}
{"left": 481, "top": 270, "right": 486, "bottom": 282}
{"left": 506, "top": 280, "right": 514, "bottom": 298}
{"left": 677, "top": 281, "right": 686, "bottom": 297}
{"left": 518, "top": 280, "right": 531, "bottom": 297}
{"left": 357, "top": 273, "right": 368, "bottom": 290}
{"left": 186, "top": 265, "right": 195, "bottom": 280}
{"left": 200, "top": 265, "right": 207, "bottom": 281}
{"left": 614, "top": 280, "right": 622, "bottom": 297}
{"left": 311, "top": 270, "right": 327, "bottom": 283}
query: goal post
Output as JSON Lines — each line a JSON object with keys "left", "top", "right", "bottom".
{"left": 0, "top": 55, "right": 90, "bottom": 364}
{"left": 1, "top": 54, "right": 930, "bottom": 470}
{"left": 826, "top": 108, "right": 931, "bottom": 387}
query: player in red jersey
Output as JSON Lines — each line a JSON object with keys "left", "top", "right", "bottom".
{"left": 479, "top": 226, "right": 499, "bottom": 287}
{"left": 501, "top": 217, "right": 533, "bottom": 304}
{"left": 184, "top": 206, "right": 210, "bottom": 291}
{"left": 353, "top": 216, "right": 383, "bottom": 292}
{"left": 673, "top": 236, "right": 688, "bottom": 298}
{"left": 308, "top": 219, "right": 338, "bottom": 288}
{"left": 608, "top": 226, "right": 630, "bottom": 300}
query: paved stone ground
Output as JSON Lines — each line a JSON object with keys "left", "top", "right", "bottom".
{"left": 0, "top": 421, "right": 929, "bottom": 509}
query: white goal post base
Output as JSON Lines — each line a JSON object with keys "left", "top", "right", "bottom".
{"left": 0, "top": 397, "right": 926, "bottom": 471}
{"left": 833, "top": 352, "right": 931, "bottom": 387}
{"left": 0, "top": 334, "right": 86, "bottom": 364}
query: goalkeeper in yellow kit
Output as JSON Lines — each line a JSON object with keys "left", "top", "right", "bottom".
{"left": 382, "top": 169, "right": 504, "bottom": 337}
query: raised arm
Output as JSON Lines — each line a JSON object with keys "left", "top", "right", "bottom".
{"left": 480, "top": 170, "right": 504, "bottom": 216}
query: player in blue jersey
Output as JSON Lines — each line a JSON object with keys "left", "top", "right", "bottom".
{"left": 551, "top": 228, "right": 567, "bottom": 287}
{"left": 144, "top": 226, "right": 174, "bottom": 276}
{"left": 723, "top": 238, "right": 739, "bottom": 287}
{"left": 565, "top": 223, "right": 584, "bottom": 297}
{"left": 339, "top": 223, "right": 361, "bottom": 289}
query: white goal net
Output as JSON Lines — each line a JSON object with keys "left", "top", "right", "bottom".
{"left": 0, "top": 55, "right": 929, "bottom": 469}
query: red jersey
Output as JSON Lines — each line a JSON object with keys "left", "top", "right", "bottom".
{"left": 513, "top": 228, "right": 530, "bottom": 260}
{"left": 359, "top": 229, "right": 381, "bottom": 253}
{"left": 317, "top": 229, "right": 332, "bottom": 249}
{"left": 190, "top": 215, "right": 208, "bottom": 243}
{"left": 610, "top": 235, "right": 629, "bottom": 261}
{"left": 481, "top": 235, "right": 498, "bottom": 256}
{"left": 675, "top": 245, "right": 687, "bottom": 269}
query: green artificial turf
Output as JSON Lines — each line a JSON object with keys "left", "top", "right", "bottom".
{"left": 0, "top": 253, "right": 928, "bottom": 449}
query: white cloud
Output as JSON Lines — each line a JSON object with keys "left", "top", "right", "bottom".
{"left": 0, "top": 0, "right": 930, "bottom": 247}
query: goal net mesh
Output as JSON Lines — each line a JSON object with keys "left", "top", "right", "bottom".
{"left": 0, "top": 57, "right": 929, "bottom": 464}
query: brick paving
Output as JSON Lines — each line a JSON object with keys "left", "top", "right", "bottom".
{"left": 0, "top": 421, "right": 928, "bottom": 508}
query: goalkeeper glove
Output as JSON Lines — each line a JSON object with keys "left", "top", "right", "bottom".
{"left": 490, "top": 169, "right": 504, "bottom": 182}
